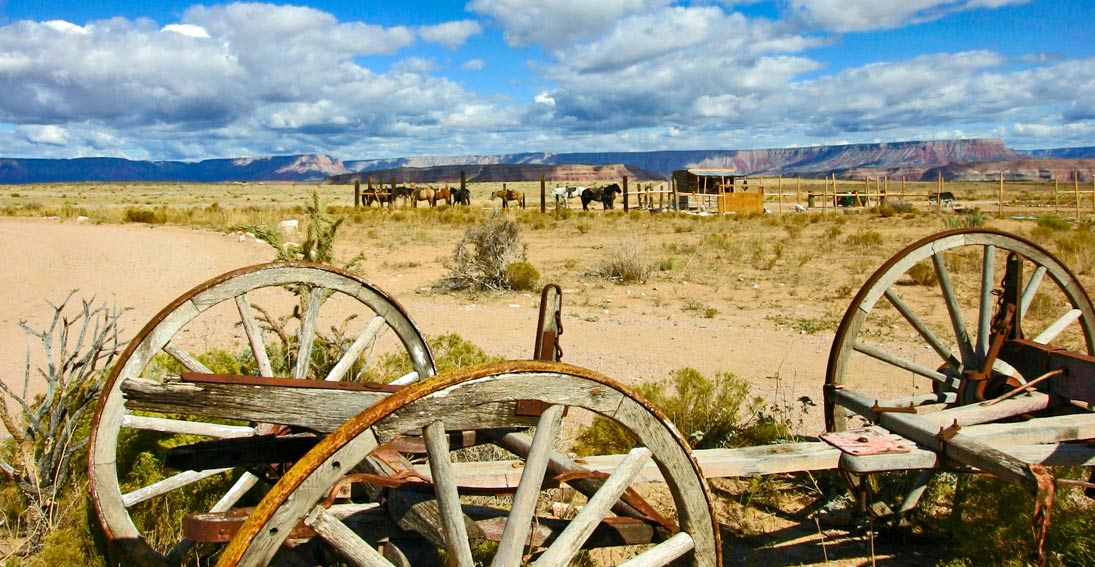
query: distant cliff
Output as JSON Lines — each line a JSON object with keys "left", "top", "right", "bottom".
{"left": 2, "top": 139, "right": 1093, "bottom": 183}
{"left": 0, "top": 154, "right": 347, "bottom": 183}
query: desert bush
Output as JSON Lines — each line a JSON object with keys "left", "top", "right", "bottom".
{"left": 236, "top": 191, "right": 363, "bottom": 269}
{"left": 907, "top": 260, "right": 938, "bottom": 286}
{"left": 845, "top": 228, "right": 884, "bottom": 246}
{"left": 594, "top": 236, "right": 651, "bottom": 283}
{"left": 442, "top": 213, "right": 528, "bottom": 291}
{"left": 573, "top": 368, "right": 785, "bottom": 456}
{"left": 944, "top": 209, "right": 987, "bottom": 229}
{"left": 122, "top": 207, "right": 165, "bottom": 224}
{"left": 504, "top": 261, "right": 540, "bottom": 291}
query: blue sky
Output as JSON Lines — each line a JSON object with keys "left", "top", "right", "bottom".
{"left": 0, "top": 0, "right": 1092, "bottom": 161}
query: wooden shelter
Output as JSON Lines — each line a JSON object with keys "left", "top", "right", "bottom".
{"left": 672, "top": 168, "right": 764, "bottom": 213}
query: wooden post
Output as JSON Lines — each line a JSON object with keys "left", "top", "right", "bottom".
{"left": 540, "top": 175, "right": 546, "bottom": 213}
{"left": 999, "top": 172, "right": 1004, "bottom": 216}
{"left": 1076, "top": 171, "right": 1081, "bottom": 220}
{"left": 777, "top": 175, "right": 783, "bottom": 214}
{"left": 390, "top": 177, "right": 396, "bottom": 209}
{"left": 623, "top": 176, "right": 629, "bottom": 212}
{"left": 864, "top": 176, "right": 870, "bottom": 207}
{"left": 937, "top": 171, "right": 943, "bottom": 212}
{"left": 1054, "top": 179, "right": 1059, "bottom": 214}
{"left": 353, "top": 179, "right": 360, "bottom": 208}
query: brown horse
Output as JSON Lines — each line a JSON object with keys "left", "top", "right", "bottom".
{"left": 490, "top": 188, "right": 525, "bottom": 209}
{"left": 434, "top": 186, "right": 453, "bottom": 206}
{"left": 361, "top": 186, "right": 390, "bottom": 206}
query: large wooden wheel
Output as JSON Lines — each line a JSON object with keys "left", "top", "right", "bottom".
{"left": 89, "top": 263, "right": 435, "bottom": 566}
{"left": 826, "top": 228, "right": 1095, "bottom": 431}
{"left": 824, "top": 228, "right": 1095, "bottom": 520}
{"left": 217, "top": 361, "right": 721, "bottom": 567}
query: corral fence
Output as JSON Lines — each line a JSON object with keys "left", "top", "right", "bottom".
{"left": 350, "top": 170, "right": 1095, "bottom": 218}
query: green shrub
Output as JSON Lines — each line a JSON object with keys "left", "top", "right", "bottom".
{"left": 944, "top": 209, "right": 987, "bottom": 229}
{"left": 504, "top": 261, "right": 540, "bottom": 291}
{"left": 574, "top": 368, "right": 782, "bottom": 455}
{"left": 1036, "top": 213, "right": 1071, "bottom": 231}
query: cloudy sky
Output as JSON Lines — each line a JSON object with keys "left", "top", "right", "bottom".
{"left": 1, "top": 0, "right": 1092, "bottom": 161}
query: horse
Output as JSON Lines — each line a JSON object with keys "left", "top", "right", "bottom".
{"left": 434, "top": 186, "right": 453, "bottom": 206}
{"left": 551, "top": 186, "right": 581, "bottom": 208}
{"left": 411, "top": 186, "right": 437, "bottom": 207}
{"left": 452, "top": 187, "right": 471, "bottom": 206}
{"left": 390, "top": 186, "right": 414, "bottom": 206}
{"left": 361, "top": 186, "right": 389, "bottom": 207}
{"left": 491, "top": 188, "right": 525, "bottom": 209}
{"left": 580, "top": 184, "right": 622, "bottom": 210}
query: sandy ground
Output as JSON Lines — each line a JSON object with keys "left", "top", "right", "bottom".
{"left": 0, "top": 215, "right": 942, "bottom": 565}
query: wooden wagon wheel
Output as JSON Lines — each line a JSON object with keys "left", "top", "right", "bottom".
{"left": 217, "top": 361, "right": 721, "bottom": 567}
{"left": 824, "top": 228, "right": 1095, "bottom": 516}
{"left": 89, "top": 262, "right": 436, "bottom": 566}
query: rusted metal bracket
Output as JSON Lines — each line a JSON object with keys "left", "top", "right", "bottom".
{"left": 935, "top": 420, "right": 961, "bottom": 452}
{"left": 1030, "top": 464, "right": 1055, "bottom": 567}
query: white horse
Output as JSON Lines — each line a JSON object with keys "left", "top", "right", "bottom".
{"left": 551, "top": 186, "right": 582, "bottom": 208}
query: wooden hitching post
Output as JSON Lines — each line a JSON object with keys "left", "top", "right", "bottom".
{"left": 390, "top": 177, "right": 396, "bottom": 209}
{"left": 623, "top": 176, "right": 629, "bottom": 212}
{"left": 354, "top": 179, "right": 360, "bottom": 208}
{"left": 540, "top": 175, "right": 546, "bottom": 213}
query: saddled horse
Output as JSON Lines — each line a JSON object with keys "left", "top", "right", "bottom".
{"left": 452, "top": 187, "right": 471, "bottom": 206}
{"left": 411, "top": 186, "right": 437, "bottom": 207}
{"left": 551, "top": 186, "right": 581, "bottom": 208}
{"left": 361, "top": 186, "right": 389, "bottom": 206}
{"left": 491, "top": 188, "right": 525, "bottom": 209}
{"left": 391, "top": 186, "right": 414, "bottom": 206}
{"left": 580, "top": 183, "right": 622, "bottom": 210}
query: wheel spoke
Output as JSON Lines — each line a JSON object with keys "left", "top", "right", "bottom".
{"left": 533, "top": 447, "right": 653, "bottom": 567}
{"left": 976, "top": 245, "right": 996, "bottom": 362}
{"left": 854, "top": 341, "right": 960, "bottom": 389}
{"left": 164, "top": 342, "right": 213, "bottom": 373}
{"left": 493, "top": 405, "right": 565, "bottom": 567}
{"left": 884, "top": 288, "right": 960, "bottom": 368}
{"left": 211, "top": 472, "right": 260, "bottom": 513}
{"left": 388, "top": 371, "right": 419, "bottom": 385}
{"left": 616, "top": 532, "right": 695, "bottom": 567}
{"left": 294, "top": 286, "right": 325, "bottom": 379}
{"left": 304, "top": 505, "right": 394, "bottom": 567}
{"left": 121, "top": 414, "right": 255, "bottom": 438}
{"left": 1020, "top": 265, "right": 1048, "bottom": 319}
{"left": 932, "top": 251, "right": 975, "bottom": 367}
{"left": 236, "top": 294, "right": 273, "bottom": 377}
{"left": 423, "top": 421, "right": 474, "bottom": 567}
{"left": 325, "top": 315, "right": 386, "bottom": 382}
{"left": 1033, "top": 308, "right": 1083, "bottom": 344}
{"left": 122, "top": 468, "right": 231, "bottom": 507}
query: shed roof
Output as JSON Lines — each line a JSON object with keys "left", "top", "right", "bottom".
{"left": 680, "top": 168, "right": 741, "bottom": 177}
